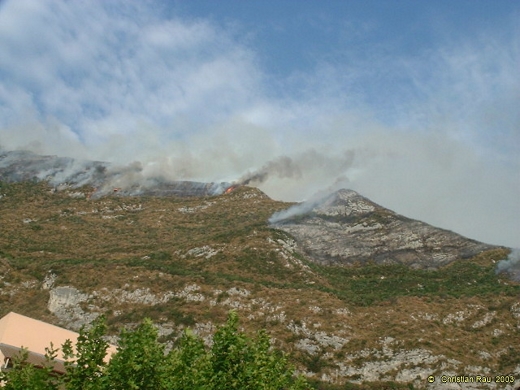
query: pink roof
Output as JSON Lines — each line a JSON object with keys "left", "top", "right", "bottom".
{"left": 0, "top": 312, "right": 116, "bottom": 373}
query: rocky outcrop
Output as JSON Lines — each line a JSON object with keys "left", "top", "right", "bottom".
{"left": 48, "top": 286, "right": 99, "bottom": 330}
{"left": 272, "top": 189, "right": 496, "bottom": 269}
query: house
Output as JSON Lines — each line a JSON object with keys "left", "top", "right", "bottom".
{"left": 0, "top": 312, "right": 116, "bottom": 375}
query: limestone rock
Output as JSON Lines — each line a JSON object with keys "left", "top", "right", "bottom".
{"left": 48, "top": 286, "right": 98, "bottom": 330}
{"left": 272, "top": 189, "right": 496, "bottom": 269}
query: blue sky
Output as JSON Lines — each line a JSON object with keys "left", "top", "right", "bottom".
{"left": 175, "top": 1, "right": 511, "bottom": 77}
{"left": 0, "top": 0, "right": 518, "bottom": 247}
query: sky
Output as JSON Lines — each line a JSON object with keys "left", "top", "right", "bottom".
{"left": 0, "top": 0, "right": 518, "bottom": 247}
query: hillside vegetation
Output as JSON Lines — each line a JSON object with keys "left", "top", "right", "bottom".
{"left": 0, "top": 181, "right": 519, "bottom": 389}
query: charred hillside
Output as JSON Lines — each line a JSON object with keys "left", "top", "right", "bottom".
{"left": 0, "top": 150, "right": 231, "bottom": 198}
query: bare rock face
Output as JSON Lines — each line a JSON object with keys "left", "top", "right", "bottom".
{"left": 48, "top": 286, "right": 99, "bottom": 330}
{"left": 272, "top": 189, "right": 496, "bottom": 269}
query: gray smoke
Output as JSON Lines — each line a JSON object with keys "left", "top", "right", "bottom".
{"left": 495, "top": 248, "right": 520, "bottom": 281}
{"left": 238, "top": 156, "right": 302, "bottom": 185}
{"left": 0, "top": 150, "right": 230, "bottom": 198}
{"left": 268, "top": 175, "right": 350, "bottom": 224}
{"left": 269, "top": 195, "right": 325, "bottom": 224}
{"left": 237, "top": 151, "right": 355, "bottom": 224}
{"left": 0, "top": 149, "right": 107, "bottom": 187}
{"left": 238, "top": 149, "right": 355, "bottom": 187}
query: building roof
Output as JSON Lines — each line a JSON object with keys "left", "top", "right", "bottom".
{"left": 0, "top": 312, "right": 116, "bottom": 373}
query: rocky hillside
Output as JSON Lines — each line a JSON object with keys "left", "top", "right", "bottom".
{"left": 1, "top": 152, "right": 519, "bottom": 389}
{"left": 272, "top": 189, "right": 495, "bottom": 269}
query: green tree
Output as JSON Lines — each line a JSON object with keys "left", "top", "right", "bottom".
{"left": 105, "top": 318, "right": 166, "bottom": 390}
{"left": 163, "top": 329, "right": 212, "bottom": 389}
{"left": 62, "top": 316, "right": 109, "bottom": 390}
{"left": 0, "top": 344, "right": 60, "bottom": 390}
{"left": 208, "top": 310, "right": 309, "bottom": 390}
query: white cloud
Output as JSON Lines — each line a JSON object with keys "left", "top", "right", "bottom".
{"left": 0, "top": 0, "right": 263, "bottom": 141}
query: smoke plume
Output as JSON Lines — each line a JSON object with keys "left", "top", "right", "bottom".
{"left": 238, "top": 156, "right": 302, "bottom": 186}
{"left": 268, "top": 175, "right": 350, "bottom": 224}
{"left": 237, "top": 150, "right": 355, "bottom": 188}
{"left": 0, "top": 150, "right": 230, "bottom": 198}
{"left": 495, "top": 249, "right": 520, "bottom": 281}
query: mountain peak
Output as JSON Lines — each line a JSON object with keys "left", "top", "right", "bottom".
{"left": 273, "top": 188, "right": 496, "bottom": 269}
{"left": 312, "top": 188, "right": 385, "bottom": 218}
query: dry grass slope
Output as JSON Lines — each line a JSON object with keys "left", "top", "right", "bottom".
{"left": 1, "top": 181, "right": 519, "bottom": 389}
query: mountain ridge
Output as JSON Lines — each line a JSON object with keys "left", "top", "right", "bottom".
{"left": 0, "top": 149, "right": 232, "bottom": 198}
